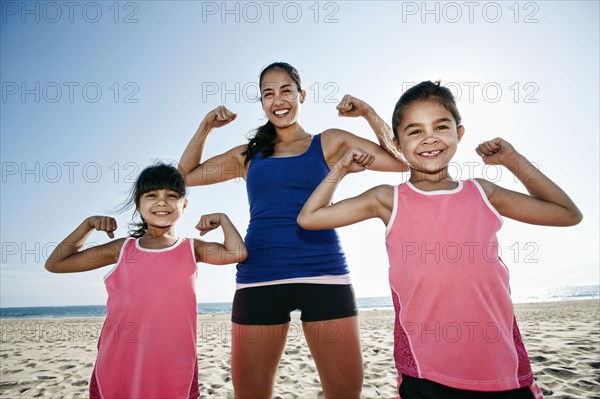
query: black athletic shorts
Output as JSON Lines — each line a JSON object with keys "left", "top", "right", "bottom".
{"left": 399, "top": 374, "right": 536, "bottom": 399}
{"left": 231, "top": 283, "right": 358, "bottom": 325}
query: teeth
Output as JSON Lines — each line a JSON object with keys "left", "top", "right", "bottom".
{"left": 274, "top": 109, "right": 289, "bottom": 115}
{"left": 154, "top": 211, "right": 170, "bottom": 215}
{"left": 420, "top": 150, "right": 441, "bottom": 157}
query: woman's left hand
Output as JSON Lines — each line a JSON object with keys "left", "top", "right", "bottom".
{"left": 336, "top": 94, "right": 373, "bottom": 118}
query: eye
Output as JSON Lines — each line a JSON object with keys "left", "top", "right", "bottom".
{"left": 436, "top": 125, "right": 450, "bottom": 131}
{"left": 262, "top": 92, "right": 273, "bottom": 98}
{"left": 168, "top": 193, "right": 180, "bottom": 199}
{"left": 408, "top": 129, "right": 421, "bottom": 136}
{"left": 144, "top": 193, "right": 156, "bottom": 198}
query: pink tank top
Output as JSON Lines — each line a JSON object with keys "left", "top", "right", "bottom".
{"left": 94, "top": 237, "right": 198, "bottom": 399}
{"left": 386, "top": 180, "right": 534, "bottom": 392}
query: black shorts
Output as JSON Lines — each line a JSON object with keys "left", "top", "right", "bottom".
{"left": 231, "top": 283, "right": 358, "bottom": 325}
{"left": 399, "top": 375, "right": 536, "bottom": 399}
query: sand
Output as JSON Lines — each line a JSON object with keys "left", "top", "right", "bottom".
{"left": 1, "top": 300, "right": 598, "bottom": 398}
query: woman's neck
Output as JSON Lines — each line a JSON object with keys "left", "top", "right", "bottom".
{"left": 274, "top": 123, "right": 308, "bottom": 143}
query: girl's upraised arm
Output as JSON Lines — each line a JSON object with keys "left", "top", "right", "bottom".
{"left": 322, "top": 128, "right": 409, "bottom": 174}
{"left": 297, "top": 148, "right": 394, "bottom": 230}
{"left": 475, "top": 138, "right": 583, "bottom": 226}
{"left": 193, "top": 213, "right": 247, "bottom": 265}
{"left": 328, "top": 95, "right": 408, "bottom": 172}
{"left": 179, "top": 106, "right": 246, "bottom": 186}
{"left": 45, "top": 216, "right": 124, "bottom": 273}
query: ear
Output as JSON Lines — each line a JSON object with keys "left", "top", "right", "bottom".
{"left": 299, "top": 89, "right": 306, "bottom": 104}
{"left": 182, "top": 198, "right": 189, "bottom": 212}
{"left": 456, "top": 125, "right": 465, "bottom": 142}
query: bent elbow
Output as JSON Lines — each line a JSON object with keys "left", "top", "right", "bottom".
{"left": 181, "top": 169, "right": 199, "bottom": 187}
{"left": 557, "top": 209, "right": 583, "bottom": 227}
{"left": 296, "top": 214, "right": 315, "bottom": 230}
{"left": 45, "top": 261, "right": 58, "bottom": 273}
{"left": 570, "top": 210, "right": 584, "bottom": 226}
{"left": 236, "top": 247, "right": 248, "bottom": 262}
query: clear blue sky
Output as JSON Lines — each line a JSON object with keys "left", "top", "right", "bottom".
{"left": 1, "top": 1, "right": 598, "bottom": 307}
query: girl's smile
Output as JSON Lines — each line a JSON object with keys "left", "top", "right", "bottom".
{"left": 152, "top": 210, "right": 172, "bottom": 216}
{"left": 418, "top": 149, "right": 444, "bottom": 158}
{"left": 397, "top": 101, "right": 464, "bottom": 180}
{"left": 138, "top": 189, "right": 187, "bottom": 229}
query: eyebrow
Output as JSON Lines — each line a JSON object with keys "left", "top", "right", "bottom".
{"left": 145, "top": 189, "right": 178, "bottom": 194}
{"left": 262, "top": 83, "right": 294, "bottom": 93}
{"left": 403, "top": 118, "right": 453, "bottom": 132}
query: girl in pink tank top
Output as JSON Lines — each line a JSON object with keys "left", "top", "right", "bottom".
{"left": 45, "top": 163, "right": 247, "bottom": 399}
{"left": 298, "top": 81, "right": 582, "bottom": 398}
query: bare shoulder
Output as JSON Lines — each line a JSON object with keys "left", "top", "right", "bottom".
{"left": 363, "top": 184, "right": 395, "bottom": 223}
{"left": 192, "top": 237, "right": 206, "bottom": 250}
{"left": 107, "top": 237, "right": 128, "bottom": 255}
{"left": 352, "top": 184, "right": 395, "bottom": 218}
{"left": 320, "top": 127, "right": 384, "bottom": 152}
{"left": 112, "top": 237, "right": 128, "bottom": 247}
{"left": 88, "top": 236, "right": 128, "bottom": 266}
{"left": 320, "top": 128, "right": 353, "bottom": 146}
{"left": 321, "top": 128, "right": 351, "bottom": 139}
{"left": 228, "top": 144, "right": 248, "bottom": 163}
{"left": 473, "top": 178, "right": 497, "bottom": 199}
{"left": 191, "top": 238, "right": 207, "bottom": 262}
{"left": 369, "top": 183, "right": 394, "bottom": 195}
{"left": 320, "top": 129, "right": 355, "bottom": 161}
{"left": 371, "top": 184, "right": 395, "bottom": 206}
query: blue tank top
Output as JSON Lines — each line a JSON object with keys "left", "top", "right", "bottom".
{"left": 237, "top": 134, "right": 349, "bottom": 284}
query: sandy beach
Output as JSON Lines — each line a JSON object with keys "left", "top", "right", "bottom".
{"left": 1, "top": 299, "right": 598, "bottom": 398}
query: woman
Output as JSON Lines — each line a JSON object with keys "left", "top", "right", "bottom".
{"left": 179, "top": 62, "right": 407, "bottom": 398}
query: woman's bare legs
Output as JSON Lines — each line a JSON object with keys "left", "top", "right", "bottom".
{"left": 303, "top": 316, "right": 363, "bottom": 399}
{"left": 231, "top": 322, "right": 289, "bottom": 399}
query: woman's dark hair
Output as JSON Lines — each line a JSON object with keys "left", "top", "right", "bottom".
{"left": 242, "top": 62, "right": 302, "bottom": 165}
{"left": 119, "top": 162, "right": 187, "bottom": 238}
{"left": 391, "top": 80, "right": 461, "bottom": 140}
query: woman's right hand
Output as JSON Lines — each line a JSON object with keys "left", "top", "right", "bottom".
{"left": 87, "top": 216, "right": 117, "bottom": 239}
{"left": 204, "top": 106, "right": 237, "bottom": 129}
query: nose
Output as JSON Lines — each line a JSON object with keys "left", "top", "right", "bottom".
{"left": 422, "top": 130, "right": 438, "bottom": 144}
{"left": 156, "top": 195, "right": 168, "bottom": 205}
{"left": 272, "top": 92, "right": 286, "bottom": 105}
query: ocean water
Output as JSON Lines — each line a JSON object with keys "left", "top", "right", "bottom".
{"left": 1, "top": 285, "right": 598, "bottom": 319}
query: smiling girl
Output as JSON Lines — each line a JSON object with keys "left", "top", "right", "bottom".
{"left": 297, "top": 81, "right": 582, "bottom": 399}
{"left": 45, "top": 163, "right": 247, "bottom": 399}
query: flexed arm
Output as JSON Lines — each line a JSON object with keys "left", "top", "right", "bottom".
{"left": 475, "top": 138, "right": 583, "bottom": 226}
{"left": 298, "top": 148, "right": 393, "bottom": 230}
{"left": 179, "top": 106, "right": 246, "bottom": 186}
{"left": 336, "top": 94, "right": 406, "bottom": 164}
{"left": 45, "top": 216, "right": 124, "bottom": 273}
{"left": 193, "top": 213, "right": 248, "bottom": 265}
{"left": 324, "top": 95, "right": 408, "bottom": 172}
